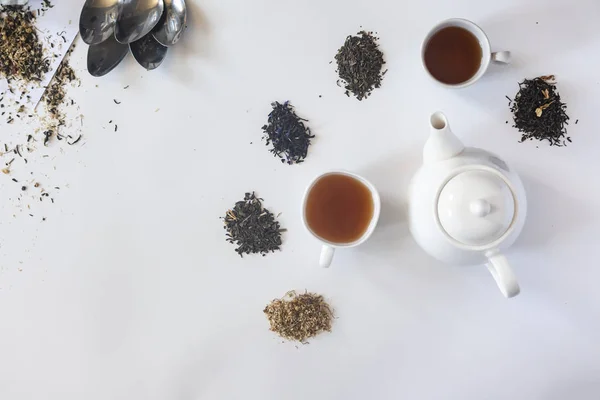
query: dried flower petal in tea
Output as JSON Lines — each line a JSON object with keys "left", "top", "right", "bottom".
{"left": 509, "top": 76, "right": 572, "bottom": 146}
{"left": 262, "top": 101, "right": 314, "bottom": 165}
{"left": 264, "top": 291, "right": 334, "bottom": 343}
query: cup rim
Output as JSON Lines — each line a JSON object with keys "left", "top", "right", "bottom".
{"left": 421, "top": 18, "right": 492, "bottom": 89}
{"left": 301, "top": 170, "right": 381, "bottom": 248}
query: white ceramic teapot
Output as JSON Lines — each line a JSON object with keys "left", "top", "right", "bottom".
{"left": 408, "top": 112, "right": 527, "bottom": 298}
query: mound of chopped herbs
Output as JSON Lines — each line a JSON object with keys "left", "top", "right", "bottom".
{"left": 509, "top": 75, "right": 571, "bottom": 146}
{"left": 264, "top": 291, "right": 334, "bottom": 343}
{"left": 224, "top": 192, "right": 284, "bottom": 257}
{"left": 262, "top": 101, "right": 314, "bottom": 165}
{"left": 335, "top": 30, "right": 386, "bottom": 100}
{"left": 0, "top": 6, "right": 50, "bottom": 82}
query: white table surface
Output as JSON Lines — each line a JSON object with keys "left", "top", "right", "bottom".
{"left": 1, "top": 0, "right": 600, "bottom": 399}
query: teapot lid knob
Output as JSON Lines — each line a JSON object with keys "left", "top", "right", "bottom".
{"left": 469, "top": 199, "right": 491, "bottom": 217}
{"left": 437, "top": 168, "right": 516, "bottom": 247}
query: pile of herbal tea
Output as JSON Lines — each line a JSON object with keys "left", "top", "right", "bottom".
{"left": 509, "top": 75, "right": 572, "bottom": 146}
{"left": 335, "top": 30, "right": 386, "bottom": 100}
{"left": 0, "top": 6, "right": 50, "bottom": 83}
{"left": 224, "top": 192, "right": 284, "bottom": 257}
{"left": 264, "top": 291, "right": 334, "bottom": 342}
{"left": 0, "top": 2, "right": 80, "bottom": 148}
{"left": 262, "top": 101, "right": 314, "bottom": 165}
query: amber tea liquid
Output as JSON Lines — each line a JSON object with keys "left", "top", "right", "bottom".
{"left": 305, "top": 174, "right": 374, "bottom": 244}
{"left": 424, "top": 26, "right": 483, "bottom": 84}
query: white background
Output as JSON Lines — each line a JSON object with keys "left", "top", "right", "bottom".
{"left": 1, "top": 0, "right": 600, "bottom": 399}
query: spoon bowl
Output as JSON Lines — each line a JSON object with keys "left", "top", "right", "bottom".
{"left": 115, "top": 0, "right": 164, "bottom": 44}
{"left": 87, "top": 35, "right": 129, "bottom": 77}
{"left": 152, "top": 0, "right": 187, "bottom": 46}
{"left": 130, "top": 33, "right": 168, "bottom": 70}
{"left": 0, "top": 1, "right": 29, "bottom": 5}
{"left": 80, "top": 0, "right": 121, "bottom": 45}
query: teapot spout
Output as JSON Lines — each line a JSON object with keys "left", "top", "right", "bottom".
{"left": 423, "top": 112, "right": 464, "bottom": 164}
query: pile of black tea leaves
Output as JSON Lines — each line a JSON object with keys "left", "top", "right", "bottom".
{"left": 262, "top": 101, "right": 314, "bottom": 165}
{"left": 264, "top": 290, "right": 334, "bottom": 343}
{"left": 0, "top": 5, "right": 50, "bottom": 83}
{"left": 224, "top": 192, "right": 284, "bottom": 257}
{"left": 509, "top": 75, "right": 572, "bottom": 146}
{"left": 335, "top": 30, "right": 386, "bottom": 100}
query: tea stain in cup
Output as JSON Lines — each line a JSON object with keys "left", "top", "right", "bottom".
{"left": 305, "top": 173, "right": 374, "bottom": 244}
{"left": 424, "top": 26, "right": 482, "bottom": 84}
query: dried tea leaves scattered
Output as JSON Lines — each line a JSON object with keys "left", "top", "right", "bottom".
{"left": 335, "top": 30, "right": 386, "bottom": 100}
{"left": 262, "top": 101, "right": 314, "bottom": 165}
{"left": 0, "top": 0, "right": 80, "bottom": 148}
{"left": 42, "top": 45, "right": 78, "bottom": 144}
{"left": 0, "top": 6, "right": 50, "bottom": 82}
{"left": 0, "top": 3, "right": 79, "bottom": 213}
{"left": 264, "top": 291, "right": 334, "bottom": 342}
{"left": 224, "top": 192, "right": 284, "bottom": 257}
{"left": 509, "top": 75, "right": 572, "bottom": 146}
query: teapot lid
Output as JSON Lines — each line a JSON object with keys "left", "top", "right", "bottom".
{"left": 437, "top": 168, "right": 515, "bottom": 247}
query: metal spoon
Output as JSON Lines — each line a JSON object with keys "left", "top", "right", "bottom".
{"left": 87, "top": 35, "right": 129, "bottom": 77}
{"left": 152, "top": 0, "right": 187, "bottom": 46}
{"left": 130, "top": 33, "right": 168, "bottom": 70}
{"left": 79, "top": 0, "right": 121, "bottom": 45}
{"left": 0, "top": 0, "right": 29, "bottom": 5}
{"left": 115, "top": 0, "right": 164, "bottom": 44}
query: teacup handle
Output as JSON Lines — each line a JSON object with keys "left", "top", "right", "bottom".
{"left": 320, "top": 245, "right": 335, "bottom": 268}
{"left": 486, "top": 250, "right": 520, "bottom": 298}
{"left": 492, "top": 51, "right": 511, "bottom": 64}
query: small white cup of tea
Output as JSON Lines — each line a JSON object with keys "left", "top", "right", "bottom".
{"left": 422, "top": 18, "right": 510, "bottom": 88}
{"left": 301, "top": 171, "right": 381, "bottom": 268}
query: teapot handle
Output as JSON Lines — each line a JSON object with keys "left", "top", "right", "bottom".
{"left": 486, "top": 250, "right": 520, "bottom": 298}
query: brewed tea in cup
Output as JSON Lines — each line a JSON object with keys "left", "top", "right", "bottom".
{"left": 422, "top": 18, "right": 510, "bottom": 88}
{"left": 302, "top": 171, "right": 381, "bottom": 267}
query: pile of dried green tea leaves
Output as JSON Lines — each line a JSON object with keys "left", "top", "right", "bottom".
{"left": 264, "top": 291, "right": 334, "bottom": 343}
{"left": 335, "top": 30, "right": 386, "bottom": 100}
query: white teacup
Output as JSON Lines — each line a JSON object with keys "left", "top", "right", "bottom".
{"left": 422, "top": 18, "right": 510, "bottom": 88}
{"left": 301, "top": 171, "right": 381, "bottom": 268}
